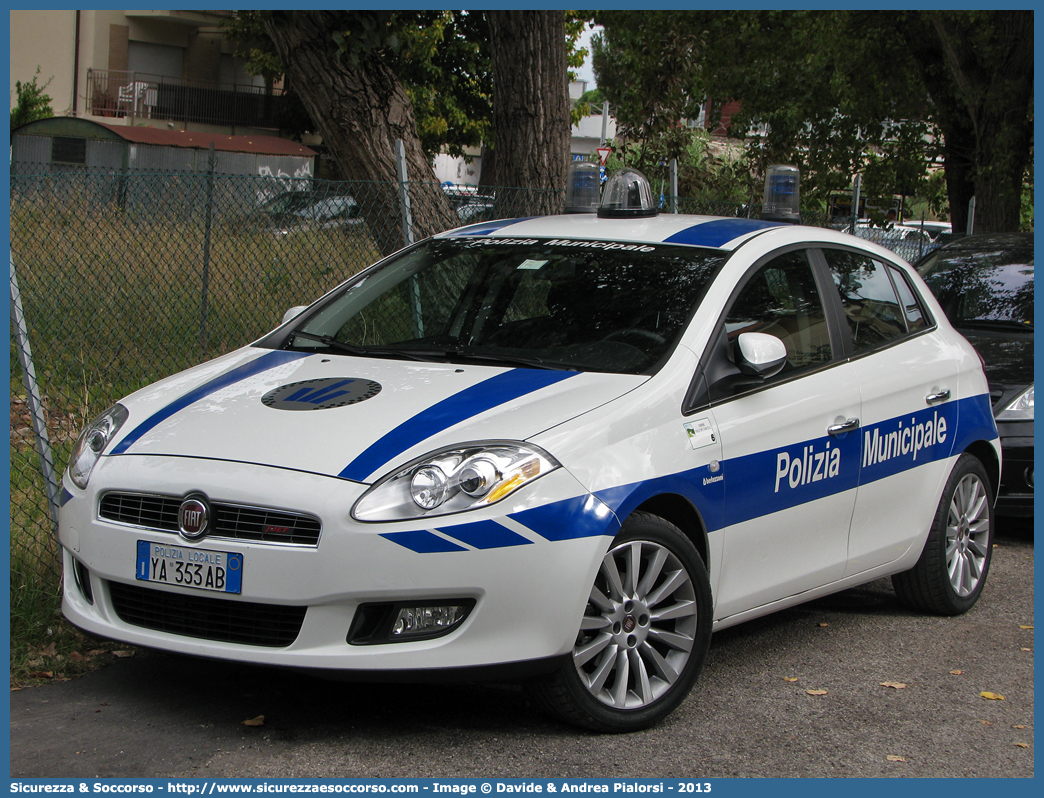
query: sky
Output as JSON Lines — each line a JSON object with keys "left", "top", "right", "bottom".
{"left": 575, "top": 24, "right": 601, "bottom": 87}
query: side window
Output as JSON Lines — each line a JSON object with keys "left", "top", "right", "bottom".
{"left": 725, "top": 250, "right": 833, "bottom": 374}
{"left": 822, "top": 248, "right": 907, "bottom": 351}
{"left": 887, "top": 265, "right": 929, "bottom": 332}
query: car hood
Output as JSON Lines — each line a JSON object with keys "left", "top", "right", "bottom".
{"left": 106, "top": 347, "right": 647, "bottom": 483}
{"left": 958, "top": 327, "right": 1034, "bottom": 389}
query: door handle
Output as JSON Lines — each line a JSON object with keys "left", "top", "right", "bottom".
{"left": 827, "top": 418, "right": 860, "bottom": 436}
{"left": 926, "top": 389, "right": 951, "bottom": 405}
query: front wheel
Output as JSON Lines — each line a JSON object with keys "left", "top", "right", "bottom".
{"left": 892, "top": 453, "right": 994, "bottom": 615}
{"left": 528, "top": 512, "right": 712, "bottom": 732}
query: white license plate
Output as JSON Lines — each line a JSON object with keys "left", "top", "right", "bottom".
{"left": 135, "top": 540, "right": 243, "bottom": 594}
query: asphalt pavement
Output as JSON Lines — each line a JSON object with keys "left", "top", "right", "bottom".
{"left": 10, "top": 519, "right": 1034, "bottom": 779}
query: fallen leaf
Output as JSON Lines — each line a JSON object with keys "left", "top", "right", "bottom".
{"left": 1015, "top": 743, "right": 1030, "bottom": 749}
{"left": 242, "top": 715, "right": 265, "bottom": 727}
{"left": 10, "top": 687, "right": 21, "bottom": 692}
{"left": 880, "top": 682, "right": 907, "bottom": 689}
{"left": 68, "top": 651, "right": 84, "bottom": 663}
{"left": 111, "top": 650, "right": 135, "bottom": 658}
{"left": 980, "top": 720, "right": 994, "bottom": 726}
{"left": 87, "top": 649, "right": 108, "bottom": 657}
{"left": 980, "top": 692, "right": 1005, "bottom": 701}
{"left": 886, "top": 755, "right": 906, "bottom": 762}
{"left": 28, "top": 671, "right": 53, "bottom": 679}
{"left": 818, "top": 623, "right": 829, "bottom": 628}
{"left": 806, "top": 689, "right": 828, "bottom": 696}
{"left": 783, "top": 677, "right": 799, "bottom": 682}
{"left": 1012, "top": 725, "right": 1026, "bottom": 729}
{"left": 1019, "top": 625, "right": 1033, "bottom": 630}
{"left": 35, "top": 643, "right": 56, "bottom": 657}
{"left": 950, "top": 670, "right": 963, "bottom": 675}
{"left": 1021, "top": 648, "right": 1031, "bottom": 652}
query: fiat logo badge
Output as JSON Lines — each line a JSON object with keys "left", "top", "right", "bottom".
{"left": 178, "top": 495, "right": 210, "bottom": 541}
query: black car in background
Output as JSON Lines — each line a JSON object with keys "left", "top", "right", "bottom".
{"left": 916, "top": 233, "right": 1034, "bottom": 516}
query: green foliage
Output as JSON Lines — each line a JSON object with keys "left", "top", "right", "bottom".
{"left": 605, "top": 127, "right": 757, "bottom": 207}
{"left": 394, "top": 11, "right": 491, "bottom": 160}
{"left": 11, "top": 68, "right": 54, "bottom": 129}
{"left": 564, "top": 12, "right": 590, "bottom": 79}
{"left": 592, "top": 10, "right": 1032, "bottom": 230}
{"left": 228, "top": 11, "right": 583, "bottom": 161}
{"left": 591, "top": 12, "right": 707, "bottom": 144}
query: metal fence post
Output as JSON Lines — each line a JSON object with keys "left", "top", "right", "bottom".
{"left": 200, "top": 141, "right": 215, "bottom": 358}
{"left": 395, "top": 139, "right": 415, "bottom": 248}
{"left": 967, "top": 197, "right": 976, "bottom": 235}
{"left": 851, "top": 174, "right": 862, "bottom": 234}
{"left": 670, "top": 158, "right": 679, "bottom": 214}
{"left": 10, "top": 255, "right": 61, "bottom": 539}
{"left": 395, "top": 139, "right": 423, "bottom": 337}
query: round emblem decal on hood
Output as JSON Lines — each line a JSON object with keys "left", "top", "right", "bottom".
{"left": 262, "top": 377, "right": 382, "bottom": 411}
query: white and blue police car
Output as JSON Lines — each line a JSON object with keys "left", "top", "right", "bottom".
{"left": 60, "top": 169, "right": 1000, "bottom": 732}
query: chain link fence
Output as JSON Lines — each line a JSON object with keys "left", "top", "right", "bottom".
{"left": 9, "top": 168, "right": 949, "bottom": 609}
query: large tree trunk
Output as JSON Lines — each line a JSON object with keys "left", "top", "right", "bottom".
{"left": 487, "top": 11, "right": 570, "bottom": 216}
{"left": 261, "top": 11, "right": 456, "bottom": 256}
{"left": 929, "top": 11, "right": 1033, "bottom": 233}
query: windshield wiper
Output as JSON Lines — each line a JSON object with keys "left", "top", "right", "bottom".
{"left": 289, "top": 333, "right": 575, "bottom": 370}
{"left": 444, "top": 348, "right": 576, "bottom": 371}
{"left": 288, "top": 332, "right": 442, "bottom": 362}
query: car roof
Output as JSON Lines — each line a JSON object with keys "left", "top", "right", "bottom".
{"left": 933, "top": 232, "right": 1033, "bottom": 253}
{"left": 435, "top": 213, "right": 907, "bottom": 255}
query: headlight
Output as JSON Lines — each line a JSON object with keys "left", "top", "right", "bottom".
{"left": 997, "top": 384, "right": 1034, "bottom": 421}
{"left": 67, "top": 404, "right": 129, "bottom": 489}
{"left": 352, "top": 441, "right": 559, "bottom": 522}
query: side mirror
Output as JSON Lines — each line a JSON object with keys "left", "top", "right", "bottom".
{"left": 281, "top": 306, "right": 307, "bottom": 326}
{"left": 735, "top": 332, "right": 787, "bottom": 379}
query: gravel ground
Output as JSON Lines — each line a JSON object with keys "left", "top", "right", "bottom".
{"left": 10, "top": 519, "right": 1033, "bottom": 779}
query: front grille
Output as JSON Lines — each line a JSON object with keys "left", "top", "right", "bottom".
{"left": 108, "top": 581, "right": 306, "bottom": 647}
{"left": 99, "top": 492, "right": 322, "bottom": 546}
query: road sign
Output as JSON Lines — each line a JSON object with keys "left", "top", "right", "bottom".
{"left": 596, "top": 147, "right": 612, "bottom": 166}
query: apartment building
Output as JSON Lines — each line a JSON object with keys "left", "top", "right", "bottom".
{"left": 10, "top": 10, "right": 281, "bottom": 137}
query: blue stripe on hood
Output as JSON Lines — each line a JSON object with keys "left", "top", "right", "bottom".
{"left": 339, "top": 368, "right": 578, "bottom": 483}
{"left": 111, "top": 350, "right": 310, "bottom": 455}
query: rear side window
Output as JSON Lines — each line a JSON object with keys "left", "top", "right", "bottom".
{"left": 821, "top": 248, "right": 907, "bottom": 352}
{"left": 887, "top": 265, "right": 928, "bottom": 332}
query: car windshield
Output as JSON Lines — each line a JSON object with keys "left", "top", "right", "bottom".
{"left": 918, "top": 244, "right": 1034, "bottom": 328}
{"left": 281, "top": 237, "right": 726, "bottom": 374}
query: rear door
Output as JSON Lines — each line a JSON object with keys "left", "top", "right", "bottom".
{"left": 816, "top": 247, "right": 960, "bottom": 576}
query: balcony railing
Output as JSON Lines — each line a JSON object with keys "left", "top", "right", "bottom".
{"left": 86, "top": 69, "right": 286, "bottom": 132}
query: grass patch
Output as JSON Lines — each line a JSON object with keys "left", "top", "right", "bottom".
{"left": 10, "top": 176, "right": 381, "bottom": 678}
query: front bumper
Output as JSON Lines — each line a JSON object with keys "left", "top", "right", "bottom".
{"left": 996, "top": 419, "right": 1033, "bottom": 517}
{"left": 60, "top": 454, "right": 617, "bottom": 672}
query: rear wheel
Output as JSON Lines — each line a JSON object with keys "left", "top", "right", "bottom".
{"left": 528, "top": 512, "right": 712, "bottom": 732}
{"left": 892, "top": 453, "right": 994, "bottom": 615}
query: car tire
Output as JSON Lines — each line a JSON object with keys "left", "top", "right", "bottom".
{"left": 892, "top": 453, "right": 994, "bottom": 616}
{"left": 527, "top": 512, "right": 712, "bottom": 733}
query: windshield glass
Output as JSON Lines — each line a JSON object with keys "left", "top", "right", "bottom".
{"left": 281, "top": 237, "right": 726, "bottom": 374}
{"left": 918, "top": 245, "right": 1033, "bottom": 327}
